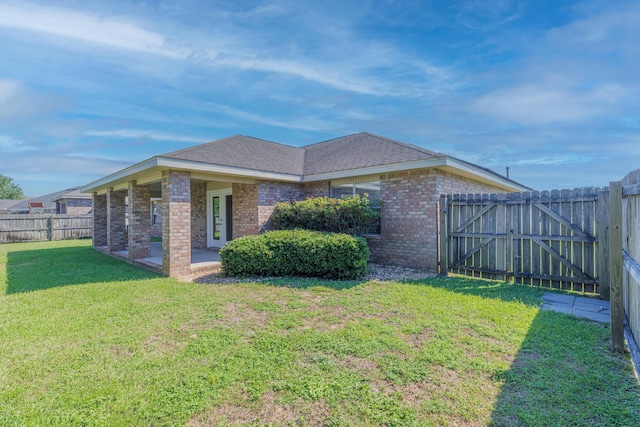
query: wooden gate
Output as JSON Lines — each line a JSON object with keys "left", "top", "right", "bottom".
{"left": 440, "top": 188, "right": 601, "bottom": 294}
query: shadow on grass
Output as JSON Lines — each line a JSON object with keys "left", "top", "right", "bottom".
{"left": 5, "top": 245, "right": 158, "bottom": 294}
{"left": 490, "top": 309, "right": 640, "bottom": 425}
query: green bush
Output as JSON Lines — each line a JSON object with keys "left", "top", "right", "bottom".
{"left": 272, "top": 195, "right": 382, "bottom": 236}
{"left": 220, "top": 229, "right": 370, "bottom": 279}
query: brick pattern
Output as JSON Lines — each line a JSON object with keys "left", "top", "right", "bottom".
{"left": 257, "top": 180, "right": 304, "bottom": 232}
{"left": 161, "top": 171, "right": 192, "bottom": 277}
{"left": 232, "top": 183, "right": 259, "bottom": 238}
{"left": 128, "top": 181, "right": 151, "bottom": 259}
{"left": 435, "top": 170, "right": 504, "bottom": 196}
{"left": 191, "top": 182, "right": 207, "bottom": 249}
{"left": 368, "top": 168, "right": 507, "bottom": 271}
{"left": 151, "top": 201, "right": 162, "bottom": 238}
{"left": 303, "top": 181, "right": 330, "bottom": 198}
{"left": 92, "top": 193, "right": 107, "bottom": 246}
{"left": 63, "top": 199, "right": 92, "bottom": 215}
{"left": 107, "top": 188, "right": 126, "bottom": 252}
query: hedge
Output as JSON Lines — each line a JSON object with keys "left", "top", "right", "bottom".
{"left": 219, "top": 229, "right": 370, "bottom": 279}
{"left": 272, "top": 195, "right": 382, "bottom": 236}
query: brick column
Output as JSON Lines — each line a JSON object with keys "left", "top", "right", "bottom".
{"left": 191, "top": 182, "right": 207, "bottom": 249}
{"left": 128, "top": 181, "right": 151, "bottom": 259}
{"left": 107, "top": 187, "right": 126, "bottom": 253}
{"left": 92, "top": 193, "right": 107, "bottom": 247}
{"left": 161, "top": 171, "right": 191, "bottom": 277}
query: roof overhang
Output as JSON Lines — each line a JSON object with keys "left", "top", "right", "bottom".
{"left": 303, "top": 156, "right": 530, "bottom": 193}
{"left": 82, "top": 154, "right": 530, "bottom": 196}
{"left": 81, "top": 156, "right": 303, "bottom": 195}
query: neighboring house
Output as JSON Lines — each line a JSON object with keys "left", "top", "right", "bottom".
{"left": 82, "top": 132, "right": 530, "bottom": 277}
{"left": 0, "top": 199, "right": 20, "bottom": 214}
{"left": 6, "top": 188, "right": 92, "bottom": 215}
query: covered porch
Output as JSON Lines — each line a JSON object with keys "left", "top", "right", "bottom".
{"left": 94, "top": 241, "right": 222, "bottom": 277}
{"left": 88, "top": 168, "right": 260, "bottom": 278}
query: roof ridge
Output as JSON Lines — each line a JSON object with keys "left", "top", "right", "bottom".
{"left": 359, "top": 132, "right": 444, "bottom": 157}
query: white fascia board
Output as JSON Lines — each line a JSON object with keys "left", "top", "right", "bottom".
{"left": 155, "top": 157, "right": 302, "bottom": 182}
{"left": 81, "top": 157, "right": 160, "bottom": 193}
{"left": 443, "top": 158, "right": 531, "bottom": 192}
{"left": 302, "top": 156, "right": 529, "bottom": 192}
{"left": 81, "top": 156, "right": 302, "bottom": 194}
{"left": 302, "top": 158, "right": 448, "bottom": 182}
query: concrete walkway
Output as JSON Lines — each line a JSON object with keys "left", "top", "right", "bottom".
{"left": 540, "top": 292, "right": 610, "bottom": 323}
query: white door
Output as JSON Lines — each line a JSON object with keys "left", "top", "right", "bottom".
{"left": 207, "top": 189, "right": 232, "bottom": 248}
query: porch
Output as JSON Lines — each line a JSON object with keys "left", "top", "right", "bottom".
{"left": 95, "top": 241, "right": 222, "bottom": 276}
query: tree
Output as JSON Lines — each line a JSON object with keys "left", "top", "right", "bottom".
{"left": 0, "top": 174, "right": 24, "bottom": 199}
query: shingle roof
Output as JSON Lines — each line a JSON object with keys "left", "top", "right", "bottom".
{"left": 302, "top": 132, "right": 443, "bottom": 175}
{"left": 161, "top": 135, "right": 305, "bottom": 175}
{"left": 0, "top": 199, "right": 19, "bottom": 210}
{"left": 9, "top": 187, "right": 88, "bottom": 211}
{"left": 161, "top": 132, "right": 446, "bottom": 177}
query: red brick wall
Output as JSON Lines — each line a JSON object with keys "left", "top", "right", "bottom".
{"left": 191, "top": 182, "right": 207, "bottom": 249}
{"left": 232, "top": 183, "right": 259, "bottom": 238}
{"left": 257, "top": 180, "right": 304, "bottom": 232}
{"left": 435, "top": 170, "right": 505, "bottom": 196}
{"left": 65, "top": 198, "right": 92, "bottom": 215}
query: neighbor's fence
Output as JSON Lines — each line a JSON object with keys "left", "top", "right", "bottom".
{"left": 439, "top": 188, "right": 601, "bottom": 294}
{"left": 0, "top": 214, "right": 93, "bottom": 243}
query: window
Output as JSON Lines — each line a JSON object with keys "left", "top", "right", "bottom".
{"left": 331, "top": 181, "right": 380, "bottom": 200}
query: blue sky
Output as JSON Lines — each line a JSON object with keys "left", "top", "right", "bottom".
{"left": 1, "top": 0, "right": 639, "bottom": 196}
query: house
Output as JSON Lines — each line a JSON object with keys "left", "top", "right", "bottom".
{"left": 81, "top": 132, "right": 529, "bottom": 277}
{"left": 6, "top": 188, "right": 92, "bottom": 215}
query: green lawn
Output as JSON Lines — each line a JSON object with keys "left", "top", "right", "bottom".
{"left": 1, "top": 240, "right": 638, "bottom": 426}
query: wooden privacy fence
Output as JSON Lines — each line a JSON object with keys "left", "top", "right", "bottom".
{"left": 604, "top": 171, "right": 640, "bottom": 354}
{"left": 440, "top": 188, "right": 601, "bottom": 294}
{"left": 0, "top": 214, "right": 92, "bottom": 243}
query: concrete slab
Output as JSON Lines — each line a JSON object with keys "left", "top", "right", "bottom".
{"left": 540, "top": 292, "right": 610, "bottom": 323}
{"left": 541, "top": 293, "right": 576, "bottom": 305}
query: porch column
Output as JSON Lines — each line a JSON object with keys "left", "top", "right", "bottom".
{"left": 92, "top": 193, "right": 107, "bottom": 247}
{"left": 106, "top": 187, "right": 126, "bottom": 253}
{"left": 128, "top": 180, "right": 151, "bottom": 259}
{"left": 161, "top": 171, "right": 191, "bottom": 277}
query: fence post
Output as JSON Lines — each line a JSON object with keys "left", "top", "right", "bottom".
{"left": 597, "top": 189, "right": 610, "bottom": 299}
{"left": 47, "top": 215, "right": 53, "bottom": 241}
{"left": 609, "top": 181, "right": 625, "bottom": 352}
{"left": 439, "top": 195, "right": 448, "bottom": 276}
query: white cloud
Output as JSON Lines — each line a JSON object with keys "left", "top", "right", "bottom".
{"left": 0, "top": 135, "right": 35, "bottom": 152}
{"left": 470, "top": 83, "right": 628, "bottom": 124}
{"left": 85, "top": 129, "right": 205, "bottom": 144}
{"left": 0, "top": 2, "right": 186, "bottom": 58}
{"left": 0, "top": 79, "right": 68, "bottom": 124}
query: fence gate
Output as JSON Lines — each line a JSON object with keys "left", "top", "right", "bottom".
{"left": 442, "top": 188, "right": 600, "bottom": 294}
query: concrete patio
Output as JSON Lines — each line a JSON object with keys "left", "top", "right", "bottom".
{"left": 97, "top": 241, "right": 221, "bottom": 277}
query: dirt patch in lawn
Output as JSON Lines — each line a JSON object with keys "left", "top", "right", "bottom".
{"left": 188, "top": 390, "right": 331, "bottom": 427}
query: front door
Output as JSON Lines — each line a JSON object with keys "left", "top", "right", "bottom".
{"left": 207, "top": 189, "right": 232, "bottom": 248}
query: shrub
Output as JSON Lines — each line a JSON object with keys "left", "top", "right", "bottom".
{"left": 220, "top": 229, "right": 370, "bottom": 279}
{"left": 272, "top": 195, "right": 382, "bottom": 236}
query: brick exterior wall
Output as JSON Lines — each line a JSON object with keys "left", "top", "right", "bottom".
{"left": 257, "top": 180, "right": 304, "bottom": 232}
{"left": 128, "top": 181, "right": 151, "bottom": 259}
{"left": 367, "top": 168, "right": 508, "bottom": 271}
{"left": 191, "top": 182, "right": 207, "bottom": 249}
{"left": 151, "top": 201, "right": 162, "bottom": 238}
{"left": 92, "top": 193, "right": 107, "bottom": 247}
{"left": 303, "top": 181, "right": 330, "bottom": 198}
{"left": 232, "top": 183, "right": 259, "bottom": 238}
{"left": 107, "top": 188, "right": 126, "bottom": 252}
{"left": 161, "top": 171, "right": 191, "bottom": 277}
{"left": 61, "top": 198, "right": 92, "bottom": 215}
{"left": 435, "top": 170, "right": 505, "bottom": 197}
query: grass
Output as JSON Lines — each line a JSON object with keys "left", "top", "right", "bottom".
{"left": 1, "top": 240, "right": 639, "bottom": 426}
